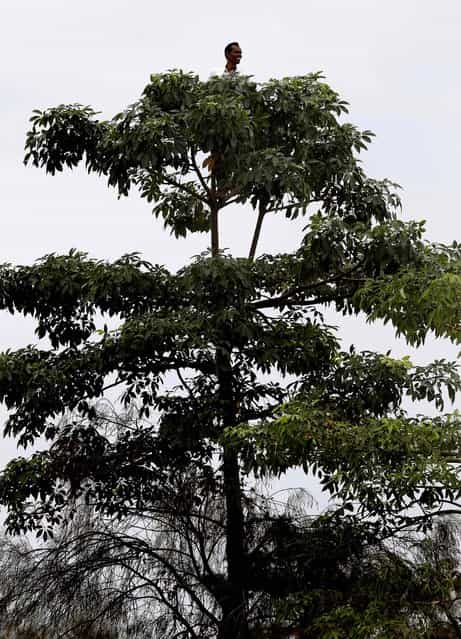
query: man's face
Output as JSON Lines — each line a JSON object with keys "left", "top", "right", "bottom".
{"left": 227, "top": 44, "right": 242, "bottom": 66}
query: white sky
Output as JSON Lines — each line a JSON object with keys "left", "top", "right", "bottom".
{"left": 0, "top": 0, "right": 460, "bottom": 469}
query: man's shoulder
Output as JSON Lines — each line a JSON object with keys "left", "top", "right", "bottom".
{"left": 208, "top": 69, "right": 240, "bottom": 80}
{"left": 209, "top": 69, "right": 225, "bottom": 78}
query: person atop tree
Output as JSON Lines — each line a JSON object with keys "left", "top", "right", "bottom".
{"left": 224, "top": 41, "right": 242, "bottom": 76}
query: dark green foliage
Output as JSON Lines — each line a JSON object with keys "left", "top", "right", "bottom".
{"left": 0, "top": 71, "right": 460, "bottom": 637}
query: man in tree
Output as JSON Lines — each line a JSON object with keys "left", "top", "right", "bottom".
{"left": 224, "top": 41, "right": 242, "bottom": 75}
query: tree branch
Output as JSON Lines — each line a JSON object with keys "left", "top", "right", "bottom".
{"left": 247, "top": 262, "right": 367, "bottom": 310}
{"left": 191, "top": 151, "right": 212, "bottom": 201}
{"left": 248, "top": 202, "right": 267, "bottom": 261}
{"left": 162, "top": 175, "right": 209, "bottom": 205}
{"left": 264, "top": 198, "right": 319, "bottom": 215}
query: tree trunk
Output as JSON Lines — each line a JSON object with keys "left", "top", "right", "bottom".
{"left": 211, "top": 204, "right": 219, "bottom": 257}
{"left": 216, "top": 349, "right": 249, "bottom": 639}
{"left": 211, "top": 195, "right": 248, "bottom": 638}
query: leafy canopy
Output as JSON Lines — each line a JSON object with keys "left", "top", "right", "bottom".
{"left": 0, "top": 70, "right": 460, "bottom": 638}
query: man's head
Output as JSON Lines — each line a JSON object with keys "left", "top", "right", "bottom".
{"left": 224, "top": 42, "right": 242, "bottom": 67}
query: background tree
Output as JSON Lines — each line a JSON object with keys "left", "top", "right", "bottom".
{"left": 3, "top": 493, "right": 461, "bottom": 639}
{"left": 0, "top": 71, "right": 460, "bottom": 637}
{"left": 0, "top": 500, "right": 156, "bottom": 639}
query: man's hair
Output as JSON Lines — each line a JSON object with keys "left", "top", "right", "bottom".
{"left": 224, "top": 42, "right": 239, "bottom": 58}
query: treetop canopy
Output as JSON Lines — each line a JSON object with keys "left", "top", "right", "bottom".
{"left": 25, "top": 71, "right": 394, "bottom": 237}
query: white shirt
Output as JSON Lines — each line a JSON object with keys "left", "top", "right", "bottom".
{"left": 209, "top": 68, "right": 240, "bottom": 79}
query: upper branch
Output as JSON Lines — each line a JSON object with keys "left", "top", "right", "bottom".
{"left": 190, "top": 151, "right": 212, "bottom": 202}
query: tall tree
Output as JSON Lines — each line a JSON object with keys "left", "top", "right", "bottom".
{"left": 0, "top": 71, "right": 461, "bottom": 637}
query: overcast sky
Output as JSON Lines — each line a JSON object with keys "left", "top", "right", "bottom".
{"left": 1, "top": 0, "right": 460, "bottom": 467}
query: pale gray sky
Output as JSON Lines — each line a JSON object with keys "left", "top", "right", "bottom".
{"left": 1, "top": 0, "right": 460, "bottom": 464}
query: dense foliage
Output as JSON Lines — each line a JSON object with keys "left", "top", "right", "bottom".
{"left": 0, "top": 71, "right": 461, "bottom": 637}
